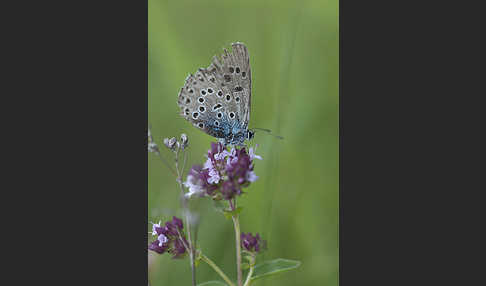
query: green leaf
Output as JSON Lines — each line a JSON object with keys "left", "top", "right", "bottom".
{"left": 223, "top": 211, "right": 233, "bottom": 220}
{"left": 241, "top": 262, "right": 250, "bottom": 270}
{"left": 251, "top": 258, "right": 301, "bottom": 281}
{"left": 222, "top": 206, "right": 244, "bottom": 219}
{"left": 197, "top": 281, "right": 227, "bottom": 286}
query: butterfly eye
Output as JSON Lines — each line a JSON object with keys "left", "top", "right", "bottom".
{"left": 199, "top": 106, "right": 205, "bottom": 113}
{"left": 198, "top": 123, "right": 204, "bottom": 128}
{"left": 189, "top": 89, "right": 194, "bottom": 93}
{"left": 213, "top": 103, "right": 222, "bottom": 110}
{"left": 214, "top": 120, "right": 220, "bottom": 126}
{"left": 242, "top": 71, "right": 246, "bottom": 78}
{"left": 235, "top": 67, "right": 240, "bottom": 73}
{"left": 186, "top": 98, "right": 190, "bottom": 104}
{"left": 207, "top": 88, "right": 213, "bottom": 94}
{"left": 217, "top": 112, "right": 223, "bottom": 119}
{"left": 235, "top": 97, "right": 240, "bottom": 102}
{"left": 185, "top": 108, "right": 189, "bottom": 115}
{"left": 229, "top": 112, "right": 235, "bottom": 119}
{"left": 198, "top": 97, "right": 204, "bottom": 103}
{"left": 234, "top": 86, "right": 243, "bottom": 92}
{"left": 229, "top": 67, "right": 234, "bottom": 73}
{"left": 192, "top": 112, "right": 199, "bottom": 119}
{"left": 226, "top": 94, "right": 231, "bottom": 101}
{"left": 201, "top": 89, "right": 207, "bottom": 96}
{"left": 217, "top": 90, "right": 223, "bottom": 97}
{"left": 210, "top": 77, "right": 215, "bottom": 83}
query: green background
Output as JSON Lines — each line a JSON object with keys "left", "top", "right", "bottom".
{"left": 148, "top": 0, "right": 338, "bottom": 285}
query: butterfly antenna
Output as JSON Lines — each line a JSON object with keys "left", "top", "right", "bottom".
{"left": 253, "top": 128, "right": 284, "bottom": 140}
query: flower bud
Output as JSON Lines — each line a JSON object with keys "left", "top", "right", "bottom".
{"left": 164, "top": 137, "right": 177, "bottom": 150}
{"left": 241, "top": 232, "right": 266, "bottom": 254}
{"left": 180, "top": 133, "right": 189, "bottom": 149}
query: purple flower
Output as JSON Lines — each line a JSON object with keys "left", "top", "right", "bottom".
{"left": 221, "top": 180, "right": 241, "bottom": 200}
{"left": 184, "top": 165, "right": 218, "bottom": 197}
{"left": 184, "top": 165, "right": 206, "bottom": 198}
{"left": 151, "top": 220, "right": 163, "bottom": 235}
{"left": 207, "top": 167, "right": 221, "bottom": 184}
{"left": 241, "top": 232, "right": 266, "bottom": 253}
{"left": 148, "top": 216, "right": 188, "bottom": 258}
{"left": 148, "top": 239, "right": 168, "bottom": 254}
{"left": 185, "top": 142, "right": 262, "bottom": 201}
{"left": 171, "top": 237, "right": 188, "bottom": 259}
{"left": 171, "top": 216, "right": 183, "bottom": 230}
{"left": 157, "top": 234, "right": 168, "bottom": 246}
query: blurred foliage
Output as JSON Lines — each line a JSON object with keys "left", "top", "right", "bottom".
{"left": 148, "top": 0, "right": 338, "bottom": 285}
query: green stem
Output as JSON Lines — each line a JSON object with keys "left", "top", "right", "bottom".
{"left": 200, "top": 254, "right": 236, "bottom": 286}
{"left": 243, "top": 265, "right": 254, "bottom": 286}
{"left": 232, "top": 215, "right": 243, "bottom": 286}
{"left": 175, "top": 149, "right": 196, "bottom": 286}
{"left": 243, "top": 254, "right": 255, "bottom": 286}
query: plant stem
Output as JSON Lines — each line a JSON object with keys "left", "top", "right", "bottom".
{"left": 232, "top": 215, "right": 243, "bottom": 286}
{"left": 243, "top": 264, "right": 254, "bottom": 286}
{"left": 156, "top": 151, "right": 177, "bottom": 177}
{"left": 175, "top": 149, "right": 196, "bottom": 286}
{"left": 200, "top": 254, "right": 236, "bottom": 286}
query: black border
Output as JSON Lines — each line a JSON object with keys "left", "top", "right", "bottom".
{"left": 339, "top": 1, "right": 485, "bottom": 285}
{"left": 9, "top": 0, "right": 149, "bottom": 284}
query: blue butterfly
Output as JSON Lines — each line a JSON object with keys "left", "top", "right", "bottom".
{"left": 177, "top": 42, "right": 255, "bottom": 146}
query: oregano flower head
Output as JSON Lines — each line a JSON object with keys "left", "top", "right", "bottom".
{"left": 184, "top": 142, "right": 262, "bottom": 201}
{"left": 148, "top": 216, "right": 188, "bottom": 259}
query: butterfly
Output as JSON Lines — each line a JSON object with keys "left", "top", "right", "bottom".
{"left": 177, "top": 42, "right": 255, "bottom": 146}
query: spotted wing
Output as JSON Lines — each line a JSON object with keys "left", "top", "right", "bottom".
{"left": 177, "top": 42, "right": 252, "bottom": 138}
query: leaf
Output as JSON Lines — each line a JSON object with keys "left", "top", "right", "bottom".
{"left": 197, "top": 281, "right": 227, "bottom": 286}
{"left": 222, "top": 206, "right": 244, "bottom": 219}
{"left": 223, "top": 211, "right": 233, "bottom": 220}
{"left": 241, "top": 262, "right": 250, "bottom": 270}
{"left": 250, "top": 258, "right": 301, "bottom": 281}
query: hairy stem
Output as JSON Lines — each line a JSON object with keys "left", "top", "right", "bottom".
{"left": 232, "top": 215, "right": 243, "bottom": 286}
{"left": 200, "top": 254, "right": 236, "bottom": 286}
{"left": 175, "top": 149, "right": 196, "bottom": 286}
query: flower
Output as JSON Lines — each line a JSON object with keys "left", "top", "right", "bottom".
{"left": 248, "top": 145, "right": 262, "bottom": 161}
{"left": 185, "top": 142, "right": 262, "bottom": 201}
{"left": 163, "top": 137, "right": 178, "bottom": 151}
{"left": 151, "top": 220, "right": 162, "bottom": 235}
{"left": 241, "top": 232, "right": 266, "bottom": 253}
{"left": 184, "top": 165, "right": 217, "bottom": 198}
{"left": 157, "top": 234, "right": 168, "bottom": 246}
{"left": 148, "top": 216, "right": 188, "bottom": 258}
{"left": 149, "top": 239, "right": 168, "bottom": 254}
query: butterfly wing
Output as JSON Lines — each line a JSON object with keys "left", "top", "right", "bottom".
{"left": 209, "top": 42, "right": 252, "bottom": 129}
{"left": 178, "top": 42, "right": 252, "bottom": 138}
